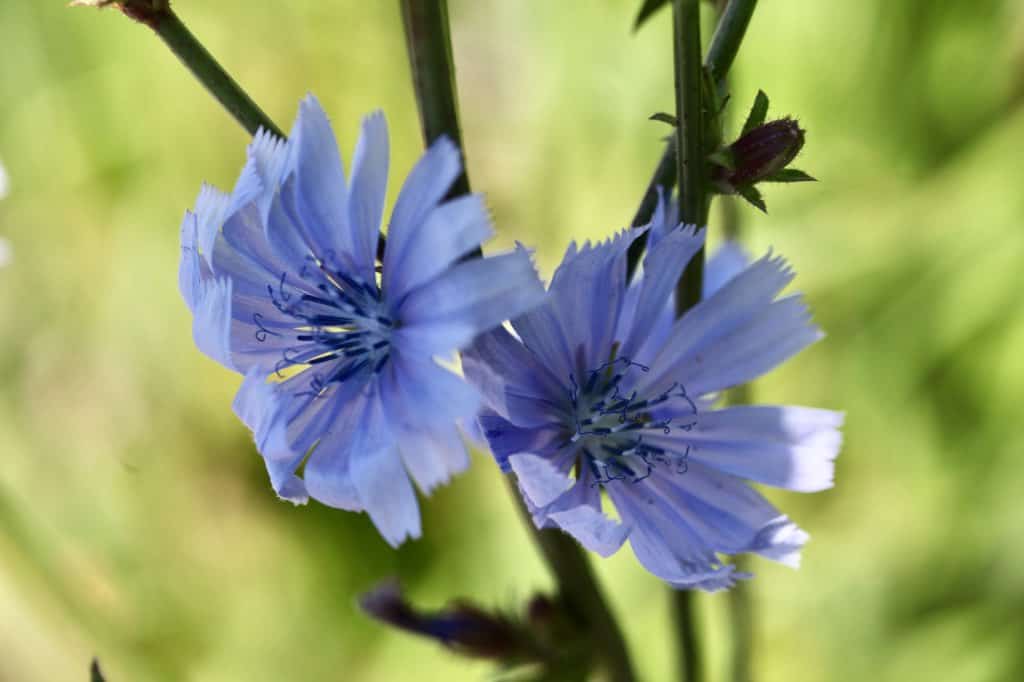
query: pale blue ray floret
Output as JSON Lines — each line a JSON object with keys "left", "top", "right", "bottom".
{"left": 463, "top": 196, "right": 842, "bottom": 590}
{"left": 179, "top": 95, "right": 545, "bottom": 546}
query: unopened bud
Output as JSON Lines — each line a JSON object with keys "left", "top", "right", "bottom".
{"left": 712, "top": 118, "right": 805, "bottom": 193}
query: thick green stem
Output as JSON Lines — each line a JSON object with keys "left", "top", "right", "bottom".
{"left": 152, "top": 10, "right": 284, "bottom": 138}
{"left": 398, "top": 0, "right": 470, "bottom": 199}
{"left": 670, "top": 2, "right": 707, "bottom": 681}
{"left": 505, "top": 477, "right": 637, "bottom": 682}
{"left": 399, "top": 3, "right": 634, "bottom": 679}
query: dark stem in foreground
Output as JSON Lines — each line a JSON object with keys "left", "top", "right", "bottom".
{"left": 505, "top": 477, "right": 637, "bottom": 682}
{"left": 81, "top": 3, "right": 284, "bottom": 137}
{"left": 399, "top": 2, "right": 635, "bottom": 679}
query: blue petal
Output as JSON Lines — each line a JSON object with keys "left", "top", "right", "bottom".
{"left": 478, "top": 412, "right": 561, "bottom": 471}
{"left": 386, "top": 194, "right": 493, "bottom": 303}
{"left": 378, "top": 353, "right": 481, "bottom": 429}
{"left": 238, "top": 127, "right": 292, "bottom": 221}
{"left": 462, "top": 326, "right": 564, "bottom": 426}
{"left": 703, "top": 241, "right": 750, "bottom": 297}
{"left": 397, "top": 425, "right": 469, "bottom": 495}
{"left": 192, "top": 277, "right": 235, "bottom": 370}
{"left": 301, "top": 390, "right": 374, "bottom": 512}
{"left": 508, "top": 454, "right": 573, "bottom": 507}
{"left": 232, "top": 370, "right": 308, "bottom": 504}
{"left": 397, "top": 249, "right": 545, "bottom": 351}
{"left": 548, "top": 505, "right": 630, "bottom": 558}
{"left": 348, "top": 396, "right": 422, "bottom": 547}
{"left": 682, "top": 405, "right": 842, "bottom": 492}
{"left": 546, "top": 232, "right": 636, "bottom": 371}
{"left": 347, "top": 111, "right": 389, "bottom": 282}
{"left": 382, "top": 135, "right": 461, "bottom": 291}
{"left": 640, "top": 253, "right": 820, "bottom": 397}
{"left": 289, "top": 95, "right": 355, "bottom": 263}
{"left": 620, "top": 227, "right": 704, "bottom": 361}
{"left": 194, "top": 183, "right": 231, "bottom": 270}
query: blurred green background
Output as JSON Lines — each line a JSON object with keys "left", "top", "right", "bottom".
{"left": 2, "top": 1, "right": 1023, "bottom": 680}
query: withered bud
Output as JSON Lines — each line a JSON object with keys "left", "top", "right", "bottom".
{"left": 712, "top": 118, "right": 805, "bottom": 193}
{"left": 69, "top": 0, "right": 169, "bottom": 29}
{"left": 359, "top": 580, "right": 535, "bottom": 660}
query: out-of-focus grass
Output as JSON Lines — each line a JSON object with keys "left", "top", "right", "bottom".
{"left": 0, "top": 1, "right": 1022, "bottom": 680}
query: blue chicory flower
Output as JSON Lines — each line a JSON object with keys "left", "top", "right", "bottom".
{"left": 463, "top": 201, "right": 842, "bottom": 590}
{"left": 179, "top": 96, "right": 545, "bottom": 546}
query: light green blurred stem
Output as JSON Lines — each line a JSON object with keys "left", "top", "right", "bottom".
{"left": 152, "top": 10, "right": 284, "bottom": 138}
{"left": 705, "top": 0, "right": 759, "bottom": 86}
{"left": 399, "top": 3, "right": 635, "bottom": 679}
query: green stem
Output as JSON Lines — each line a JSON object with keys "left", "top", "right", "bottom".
{"left": 399, "top": 4, "right": 634, "bottom": 679}
{"left": 398, "top": 0, "right": 470, "bottom": 199}
{"left": 705, "top": 0, "right": 760, "bottom": 87}
{"left": 505, "top": 477, "right": 637, "bottom": 682}
{"left": 670, "top": 2, "right": 707, "bottom": 681}
{"left": 672, "top": 0, "right": 707, "bottom": 315}
{"left": 152, "top": 10, "right": 284, "bottom": 138}
{"left": 628, "top": 0, "right": 759, "bottom": 279}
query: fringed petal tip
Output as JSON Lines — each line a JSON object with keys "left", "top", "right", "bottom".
{"left": 750, "top": 517, "right": 809, "bottom": 569}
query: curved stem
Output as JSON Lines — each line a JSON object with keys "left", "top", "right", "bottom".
{"left": 153, "top": 10, "right": 285, "bottom": 137}
{"left": 505, "top": 477, "right": 637, "bottom": 682}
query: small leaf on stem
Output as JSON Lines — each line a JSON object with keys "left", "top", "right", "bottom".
{"left": 741, "top": 89, "right": 770, "bottom": 135}
{"left": 650, "top": 112, "right": 680, "bottom": 127}
{"left": 764, "top": 168, "right": 816, "bottom": 183}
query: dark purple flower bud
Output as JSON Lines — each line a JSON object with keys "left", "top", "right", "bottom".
{"left": 359, "top": 580, "right": 535, "bottom": 660}
{"left": 712, "top": 118, "right": 806, "bottom": 193}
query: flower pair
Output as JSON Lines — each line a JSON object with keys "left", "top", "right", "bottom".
{"left": 180, "top": 96, "right": 841, "bottom": 588}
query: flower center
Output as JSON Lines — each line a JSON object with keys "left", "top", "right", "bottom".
{"left": 255, "top": 254, "right": 393, "bottom": 393}
{"left": 565, "top": 356, "right": 697, "bottom": 485}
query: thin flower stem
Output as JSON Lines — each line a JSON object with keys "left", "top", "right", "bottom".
{"left": 625, "top": 139, "right": 676, "bottom": 278}
{"left": 152, "top": 9, "right": 284, "bottom": 138}
{"left": 705, "top": 0, "right": 760, "bottom": 87}
{"left": 399, "top": 3, "right": 635, "bottom": 679}
{"left": 505, "top": 477, "right": 637, "bottom": 682}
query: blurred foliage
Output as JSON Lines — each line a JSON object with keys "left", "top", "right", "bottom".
{"left": 0, "top": 1, "right": 1022, "bottom": 680}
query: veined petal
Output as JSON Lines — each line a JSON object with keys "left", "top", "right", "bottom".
{"left": 387, "top": 194, "right": 493, "bottom": 303}
{"left": 548, "top": 505, "right": 630, "bottom": 558}
{"left": 397, "top": 425, "right": 469, "bottom": 495}
{"left": 347, "top": 111, "right": 389, "bottom": 282}
{"left": 398, "top": 249, "right": 545, "bottom": 349}
{"left": 462, "top": 325, "right": 564, "bottom": 425}
{"left": 383, "top": 135, "right": 462, "bottom": 289}
{"left": 290, "top": 95, "right": 354, "bottom": 262}
{"left": 346, "top": 396, "right": 422, "bottom": 547}
{"left": 192, "top": 277, "right": 235, "bottom": 371}
{"left": 232, "top": 370, "right": 309, "bottom": 504}
{"left": 681, "top": 405, "right": 842, "bottom": 492}
{"left": 379, "top": 353, "right": 481, "bottom": 429}
{"left": 620, "top": 226, "right": 703, "bottom": 360}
